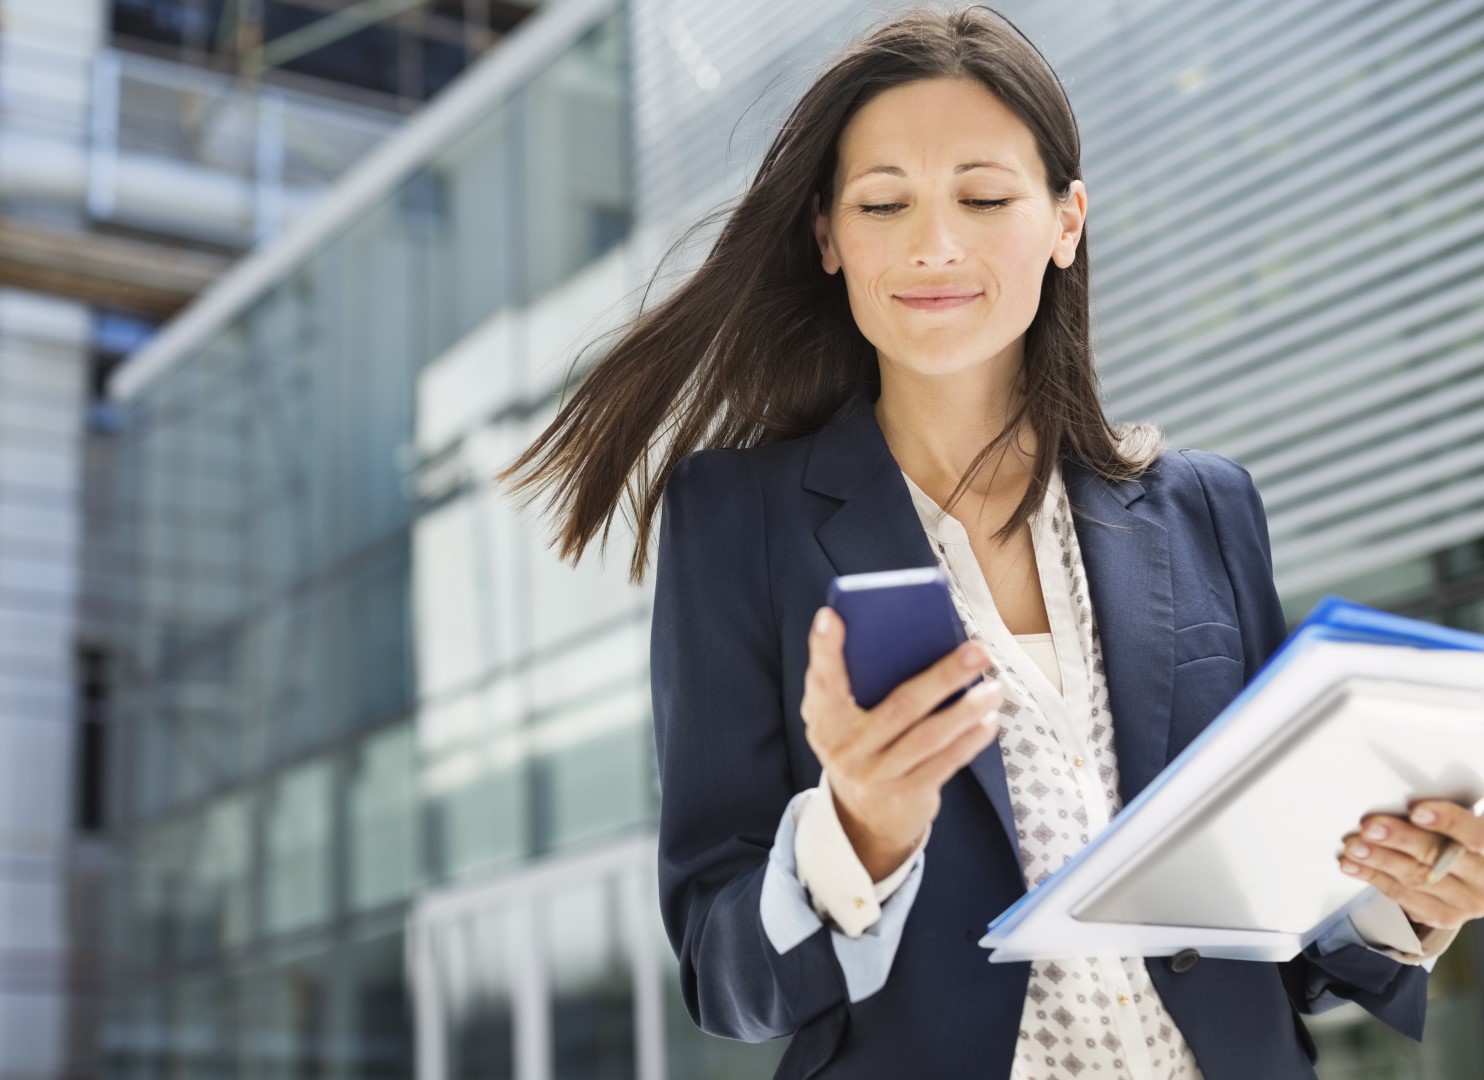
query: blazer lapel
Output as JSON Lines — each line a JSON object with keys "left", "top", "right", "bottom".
{"left": 803, "top": 390, "right": 1021, "bottom": 865}
{"left": 802, "top": 388, "right": 1179, "bottom": 864}
{"left": 1061, "top": 458, "right": 1176, "bottom": 809}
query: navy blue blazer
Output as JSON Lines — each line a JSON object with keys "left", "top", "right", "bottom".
{"left": 649, "top": 387, "right": 1429, "bottom": 1079}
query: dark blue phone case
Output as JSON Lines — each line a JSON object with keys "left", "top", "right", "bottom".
{"left": 825, "top": 568, "right": 985, "bottom": 713}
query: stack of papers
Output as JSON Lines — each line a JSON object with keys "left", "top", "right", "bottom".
{"left": 978, "top": 597, "right": 1484, "bottom": 963}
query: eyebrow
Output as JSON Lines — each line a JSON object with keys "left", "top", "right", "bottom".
{"left": 844, "top": 160, "right": 1022, "bottom": 185}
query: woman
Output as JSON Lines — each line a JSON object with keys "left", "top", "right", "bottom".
{"left": 497, "top": 6, "right": 1481, "bottom": 1077}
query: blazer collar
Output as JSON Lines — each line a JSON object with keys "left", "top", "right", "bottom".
{"left": 802, "top": 387, "right": 1175, "bottom": 861}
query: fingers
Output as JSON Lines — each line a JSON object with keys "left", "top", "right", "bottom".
{"left": 908, "top": 701, "right": 1004, "bottom": 789}
{"left": 880, "top": 680, "right": 1003, "bottom": 778}
{"left": 805, "top": 606, "right": 854, "bottom": 706}
{"left": 1353, "top": 813, "right": 1455, "bottom": 869}
{"left": 1340, "top": 831, "right": 1474, "bottom": 904}
{"left": 802, "top": 608, "right": 998, "bottom": 808}
{"left": 1337, "top": 844, "right": 1473, "bottom": 930}
{"left": 1445, "top": 849, "right": 1484, "bottom": 893}
{"left": 1407, "top": 800, "right": 1484, "bottom": 853}
{"left": 801, "top": 607, "right": 865, "bottom": 765}
{"left": 859, "top": 639, "right": 994, "bottom": 756}
{"left": 1353, "top": 800, "right": 1484, "bottom": 902}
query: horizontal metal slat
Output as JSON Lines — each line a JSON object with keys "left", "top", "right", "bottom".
{"left": 1258, "top": 408, "right": 1484, "bottom": 510}
{"left": 1110, "top": 201, "right": 1484, "bottom": 425}
{"left": 1096, "top": 14, "right": 1484, "bottom": 334}
{"left": 1087, "top": 0, "right": 1462, "bottom": 210}
{"left": 1277, "top": 506, "right": 1484, "bottom": 595}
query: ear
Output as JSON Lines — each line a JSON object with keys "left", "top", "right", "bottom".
{"left": 1050, "top": 179, "right": 1087, "bottom": 270}
{"left": 812, "top": 192, "right": 841, "bottom": 275}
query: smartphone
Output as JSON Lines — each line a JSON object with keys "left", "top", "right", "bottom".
{"left": 824, "top": 567, "right": 986, "bottom": 713}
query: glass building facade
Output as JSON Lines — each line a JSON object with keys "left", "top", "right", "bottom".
{"left": 91, "top": 3, "right": 774, "bottom": 1074}
{"left": 91, "top": 0, "right": 1484, "bottom": 1076}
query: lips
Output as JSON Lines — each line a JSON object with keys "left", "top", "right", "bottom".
{"left": 894, "top": 290, "right": 982, "bottom": 310}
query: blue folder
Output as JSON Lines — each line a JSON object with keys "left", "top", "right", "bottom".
{"left": 982, "top": 595, "right": 1484, "bottom": 951}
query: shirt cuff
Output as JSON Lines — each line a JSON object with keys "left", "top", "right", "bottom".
{"left": 759, "top": 788, "right": 831, "bottom": 956}
{"left": 793, "top": 770, "right": 930, "bottom": 937}
{"left": 1315, "top": 892, "right": 1457, "bottom": 971}
{"left": 758, "top": 784, "right": 929, "bottom": 1003}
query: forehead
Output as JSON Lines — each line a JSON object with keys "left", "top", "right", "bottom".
{"left": 835, "top": 77, "right": 1040, "bottom": 186}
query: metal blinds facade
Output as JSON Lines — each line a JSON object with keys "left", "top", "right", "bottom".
{"left": 629, "top": 0, "right": 1484, "bottom": 598}
{"left": 1076, "top": 0, "right": 1484, "bottom": 598}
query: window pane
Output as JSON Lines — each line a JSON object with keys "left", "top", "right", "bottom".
{"left": 243, "top": 950, "right": 333, "bottom": 1080}
{"left": 544, "top": 878, "right": 635, "bottom": 1080}
{"left": 517, "top": 13, "right": 630, "bottom": 301}
{"left": 99, "top": 988, "right": 167, "bottom": 1077}
{"left": 334, "top": 546, "right": 412, "bottom": 731}
{"left": 131, "top": 820, "right": 184, "bottom": 967}
{"left": 345, "top": 924, "right": 414, "bottom": 1079}
{"left": 348, "top": 724, "right": 418, "bottom": 910}
{"left": 179, "top": 793, "right": 252, "bottom": 957}
{"left": 166, "top": 973, "right": 241, "bottom": 1079}
{"left": 425, "top": 744, "right": 530, "bottom": 883}
{"left": 262, "top": 760, "right": 332, "bottom": 935}
{"left": 538, "top": 719, "right": 651, "bottom": 852}
{"left": 437, "top": 907, "right": 516, "bottom": 1079}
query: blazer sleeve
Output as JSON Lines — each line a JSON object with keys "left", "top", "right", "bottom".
{"left": 649, "top": 447, "right": 849, "bottom": 1041}
{"left": 1180, "top": 448, "right": 1431, "bottom": 1041}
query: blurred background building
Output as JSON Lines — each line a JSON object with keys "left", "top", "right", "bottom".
{"left": 0, "top": 0, "right": 1480, "bottom": 1075}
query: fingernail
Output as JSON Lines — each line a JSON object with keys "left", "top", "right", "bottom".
{"left": 1412, "top": 806, "right": 1437, "bottom": 825}
{"left": 961, "top": 644, "right": 987, "bottom": 668}
{"left": 1341, "top": 861, "right": 1360, "bottom": 875}
{"left": 1349, "top": 842, "right": 1370, "bottom": 859}
{"left": 967, "top": 682, "right": 997, "bottom": 702}
{"left": 1364, "top": 823, "right": 1387, "bottom": 840}
{"left": 814, "top": 608, "right": 831, "bottom": 635}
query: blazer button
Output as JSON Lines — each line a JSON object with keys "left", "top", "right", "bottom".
{"left": 1166, "top": 948, "right": 1200, "bottom": 974}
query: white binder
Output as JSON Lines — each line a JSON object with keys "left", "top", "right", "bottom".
{"left": 978, "top": 597, "right": 1484, "bottom": 964}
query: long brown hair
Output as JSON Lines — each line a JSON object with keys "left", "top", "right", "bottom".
{"left": 494, "top": 4, "right": 1164, "bottom": 586}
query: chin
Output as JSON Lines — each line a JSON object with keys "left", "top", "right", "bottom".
{"left": 895, "top": 341, "right": 992, "bottom": 373}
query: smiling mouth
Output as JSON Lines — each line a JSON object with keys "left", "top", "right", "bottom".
{"left": 894, "top": 293, "right": 982, "bottom": 310}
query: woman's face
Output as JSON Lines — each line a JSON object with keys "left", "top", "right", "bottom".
{"left": 813, "top": 76, "right": 1086, "bottom": 383}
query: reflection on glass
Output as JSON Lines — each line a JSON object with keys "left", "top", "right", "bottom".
{"left": 347, "top": 924, "right": 415, "bottom": 1079}
{"left": 1441, "top": 538, "right": 1484, "bottom": 583}
{"left": 439, "top": 907, "right": 516, "bottom": 1079}
{"left": 517, "top": 13, "right": 630, "bottom": 302}
{"left": 544, "top": 878, "right": 636, "bottom": 1080}
{"left": 243, "top": 950, "right": 332, "bottom": 1080}
{"left": 167, "top": 974, "right": 240, "bottom": 1078}
{"left": 179, "top": 793, "right": 252, "bottom": 957}
{"left": 255, "top": 593, "right": 329, "bottom": 762}
{"left": 99, "top": 988, "right": 166, "bottom": 1076}
{"left": 131, "top": 819, "right": 183, "bottom": 967}
{"left": 538, "top": 720, "right": 651, "bottom": 852}
{"left": 337, "top": 547, "right": 413, "bottom": 730}
{"left": 425, "top": 751, "right": 530, "bottom": 883}
{"left": 349, "top": 723, "right": 418, "bottom": 910}
{"left": 263, "top": 760, "right": 332, "bottom": 935}
{"left": 421, "top": 102, "right": 517, "bottom": 356}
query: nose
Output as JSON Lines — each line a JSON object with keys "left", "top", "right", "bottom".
{"left": 907, "top": 198, "right": 967, "bottom": 267}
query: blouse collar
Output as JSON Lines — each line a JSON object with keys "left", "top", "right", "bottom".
{"left": 899, "top": 460, "right": 1064, "bottom": 545}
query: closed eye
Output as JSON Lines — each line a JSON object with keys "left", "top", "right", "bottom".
{"left": 858, "top": 199, "right": 1009, "bottom": 217}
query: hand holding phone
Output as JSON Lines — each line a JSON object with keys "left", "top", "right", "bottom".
{"left": 799, "top": 569, "right": 1003, "bottom": 880}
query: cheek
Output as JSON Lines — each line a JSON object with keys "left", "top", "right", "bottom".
{"left": 833, "top": 222, "right": 1051, "bottom": 342}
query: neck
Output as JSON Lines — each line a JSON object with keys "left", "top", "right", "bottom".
{"left": 873, "top": 367, "right": 1036, "bottom": 501}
